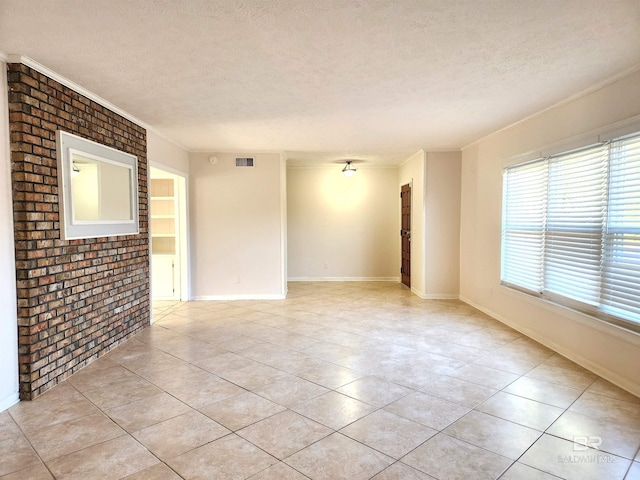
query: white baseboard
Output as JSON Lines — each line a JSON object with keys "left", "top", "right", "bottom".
{"left": 288, "top": 277, "right": 400, "bottom": 282}
{"left": 459, "top": 295, "right": 640, "bottom": 398}
{"left": 191, "top": 294, "right": 286, "bottom": 301}
{"left": 411, "top": 288, "right": 460, "bottom": 300}
{"left": 0, "top": 392, "right": 19, "bottom": 412}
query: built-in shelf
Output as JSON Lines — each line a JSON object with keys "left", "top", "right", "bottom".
{"left": 150, "top": 172, "right": 182, "bottom": 300}
{"left": 150, "top": 178, "right": 176, "bottom": 255}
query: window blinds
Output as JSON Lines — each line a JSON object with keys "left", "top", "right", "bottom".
{"left": 602, "top": 135, "right": 640, "bottom": 321}
{"left": 501, "top": 161, "right": 546, "bottom": 293}
{"left": 501, "top": 132, "right": 640, "bottom": 330}
{"left": 545, "top": 146, "right": 607, "bottom": 306}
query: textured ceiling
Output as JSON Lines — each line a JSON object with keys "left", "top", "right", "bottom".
{"left": 1, "top": 0, "right": 640, "bottom": 165}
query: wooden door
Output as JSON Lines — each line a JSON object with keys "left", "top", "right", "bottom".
{"left": 401, "top": 183, "right": 411, "bottom": 288}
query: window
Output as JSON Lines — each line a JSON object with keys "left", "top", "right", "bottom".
{"left": 501, "top": 132, "right": 640, "bottom": 332}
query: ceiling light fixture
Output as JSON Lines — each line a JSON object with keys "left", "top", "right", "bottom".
{"left": 342, "top": 161, "right": 357, "bottom": 177}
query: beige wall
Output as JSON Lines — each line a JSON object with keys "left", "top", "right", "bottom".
{"left": 399, "top": 150, "right": 426, "bottom": 295}
{"left": 425, "top": 151, "right": 461, "bottom": 298}
{"left": 460, "top": 70, "right": 640, "bottom": 395}
{"left": 287, "top": 166, "right": 399, "bottom": 280}
{"left": 399, "top": 150, "right": 462, "bottom": 299}
{"left": 0, "top": 60, "right": 19, "bottom": 411}
{"left": 189, "top": 152, "right": 285, "bottom": 299}
{"left": 147, "top": 131, "right": 190, "bottom": 174}
{"left": 147, "top": 132, "right": 191, "bottom": 301}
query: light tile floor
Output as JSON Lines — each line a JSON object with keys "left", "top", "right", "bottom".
{"left": 2, "top": 282, "right": 639, "bottom": 479}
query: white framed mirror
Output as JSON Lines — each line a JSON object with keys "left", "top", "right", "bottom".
{"left": 56, "top": 131, "right": 139, "bottom": 240}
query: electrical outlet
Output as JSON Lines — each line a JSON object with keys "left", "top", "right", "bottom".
{"left": 233, "top": 276, "right": 240, "bottom": 284}
{"left": 323, "top": 262, "right": 328, "bottom": 270}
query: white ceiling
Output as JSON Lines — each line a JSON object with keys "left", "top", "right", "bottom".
{"left": 1, "top": 0, "right": 640, "bottom": 165}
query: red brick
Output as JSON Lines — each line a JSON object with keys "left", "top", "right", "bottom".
{"left": 8, "top": 63, "right": 150, "bottom": 401}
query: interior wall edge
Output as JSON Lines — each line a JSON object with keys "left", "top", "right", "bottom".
{"left": 0, "top": 393, "right": 20, "bottom": 413}
{"left": 192, "top": 294, "right": 286, "bottom": 301}
{"left": 288, "top": 277, "right": 400, "bottom": 282}
{"left": 279, "top": 153, "right": 288, "bottom": 297}
{"left": 149, "top": 161, "right": 188, "bottom": 178}
{"left": 412, "top": 292, "right": 460, "bottom": 300}
{"left": 0, "top": 59, "right": 19, "bottom": 411}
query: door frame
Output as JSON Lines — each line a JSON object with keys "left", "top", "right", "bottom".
{"left": 401, "top": 182, "right": 412, "bottom": 288}
{"left": 149, "top": 165, "right": 190, "bottom": 308}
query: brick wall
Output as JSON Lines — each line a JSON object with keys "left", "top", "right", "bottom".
{"left": 7, "top": 63, "right": 150, "bottom": 400}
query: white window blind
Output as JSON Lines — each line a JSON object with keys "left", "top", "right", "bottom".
{"left": 501, "top": 132, "right": 640, "bottom": 331}
{"left": 602, "top": 135, "right": 640, "bottom": 321}
{"left": 545, "top": 146, "right": 607, "bottom": 306}
{"left": 501, "top": 161, "right": 546, "bottom": 293}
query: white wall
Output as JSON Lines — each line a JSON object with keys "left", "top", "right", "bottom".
{"left": 399, "top": 150, "right": 426, "bottom": 296}
{"left": 425, "top": 151, "right": 461, "bottom": 298}
{"left": 287, "top": 166, "right": 399, "bottom": 280}
{"left": 147, "top": 132, "right": 190, "bottom": 302}
{"left": 460, "top": 69, "right": 640, "bottom": 395}
{"left": 147, "top": 131, "right": 189, "bottom": 175}
{"left": 0, "top": 60, "right": 19, "bottom": 411}
{"left": 279, "top": 154, "right": 288, "bottom": 294}
{"left": 189, "top": 152, "right": 285, "bottom": 299}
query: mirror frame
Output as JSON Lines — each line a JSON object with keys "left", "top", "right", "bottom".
{"left": 56, "top": 130, "right": 140, "bottom": 240}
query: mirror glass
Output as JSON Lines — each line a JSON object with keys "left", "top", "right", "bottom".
{"left": 56, "top": 130, "right": 139, "bottom": 240}
{"left": 71, "top": 153, "right": 133, "bottom": 222}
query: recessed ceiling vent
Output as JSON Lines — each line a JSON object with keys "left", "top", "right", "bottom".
{"left": 235, "top": 157, "right": 254, "bottom": 167}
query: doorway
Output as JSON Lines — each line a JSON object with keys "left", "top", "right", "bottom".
{"left": 150, "top": 167, "right": 188, "bottom": 302}
{"left": 401, "top": 183, "right": 411, "bottom": 288}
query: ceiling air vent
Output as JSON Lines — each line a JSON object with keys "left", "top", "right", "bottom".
{"left": 235, "top": 157, "right": 254, "bottom": 167}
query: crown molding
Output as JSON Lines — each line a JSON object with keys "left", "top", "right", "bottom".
{"left": 462, "top": 61, "right": 640, "bottom": 151}
{"left": 399, "top": 149, "right": 425, "bottom": 167}
{"left": 5, "top": 54, "right": 190, "bottom": 153}
{"left": 286, "top": 163, "right": 398, "bottom": 170}
{"left": 190, "top": 149, "right": 283, "bottom": 155}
